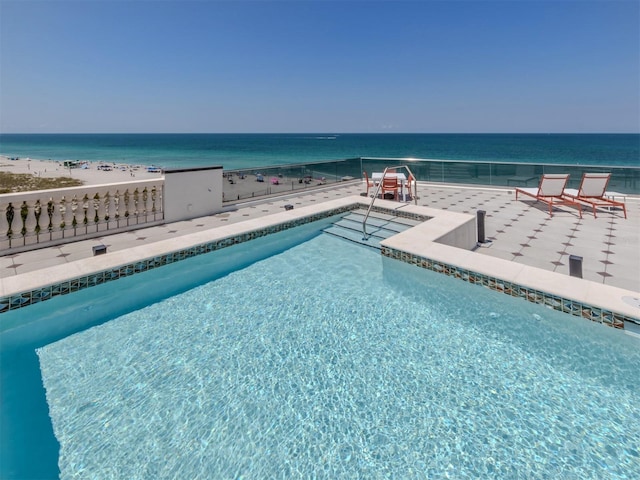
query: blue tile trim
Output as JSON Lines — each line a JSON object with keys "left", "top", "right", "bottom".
{"left": 7, "top": 203, "right": 631, "bottom": 332}
{"left": 380, "top": 246, "right": 638, "bottom": 328}
{"left": 4, "top": 203, "right": 420, "bottom": 314}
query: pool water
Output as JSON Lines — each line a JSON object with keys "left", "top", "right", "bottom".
{"left": 3, "top": 225, "right": 640, "bottom": 479}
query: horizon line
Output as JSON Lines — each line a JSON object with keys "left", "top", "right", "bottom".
{"left": 2, "top": 132, "right": 639, "bottom": 135}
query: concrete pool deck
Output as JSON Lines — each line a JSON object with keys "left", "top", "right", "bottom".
{"left": 1, "top": 180, "right": 638, "bottom": 324}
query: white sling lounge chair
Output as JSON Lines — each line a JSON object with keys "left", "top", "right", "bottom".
{"left": 515, "top": 173, "right": 582, "bottom": 218}
{"left": 563, "top": 173, "right": 627, "bottom": 219}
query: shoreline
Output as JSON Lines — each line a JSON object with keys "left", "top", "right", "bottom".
{"left": 0, "top": 155, "right": 163, "bottom": 186}
{"left": 0, "top": 155, "right": 330, "bottom": 199}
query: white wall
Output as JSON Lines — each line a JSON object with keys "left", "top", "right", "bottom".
{"left": 163, "top": 166, "right": 223, "bottom": 223}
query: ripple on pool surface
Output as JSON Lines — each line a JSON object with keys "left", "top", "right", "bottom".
{"left": 38, "top": 235, "right": 640, "bottom": 479}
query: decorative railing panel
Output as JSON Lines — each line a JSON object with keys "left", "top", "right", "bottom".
{"left": 0, "top": 180, "right": 164, "bottom": 254}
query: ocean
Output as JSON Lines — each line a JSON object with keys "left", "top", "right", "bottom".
{"left": 0, "top": 133, "right": 638, "bottom": 170}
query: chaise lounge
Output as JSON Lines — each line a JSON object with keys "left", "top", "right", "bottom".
{"left": 563, "top": 172, "right": 627, "bottom": 219}
{"left": 515, "top": 173, "right": 582, "bottom": 218}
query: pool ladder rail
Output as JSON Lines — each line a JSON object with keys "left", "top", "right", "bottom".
{"left": 363, "top": 165, "right": 418, "bottom": 241}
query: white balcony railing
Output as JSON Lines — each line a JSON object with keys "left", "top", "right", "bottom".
{"left": 0, "top": 179, "right": 164, "bottom": 254}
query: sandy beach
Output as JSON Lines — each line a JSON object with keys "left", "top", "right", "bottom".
{"left": 0, "top": 155, "right": 337, "bottom": 201}
{"left": 0, "top": 156, "right": 163, "bottom": 186}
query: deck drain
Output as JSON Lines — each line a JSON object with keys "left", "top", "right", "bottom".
{"left": 622, "top": 296, "right": 640, "bottom": 309}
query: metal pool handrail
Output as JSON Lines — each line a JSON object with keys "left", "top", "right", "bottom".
{"left": 362, "top": 165, "right": 418, "bottom": 240}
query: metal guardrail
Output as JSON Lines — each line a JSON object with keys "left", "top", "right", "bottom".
{"left": 223, "top": 158, "right": 640, "bottom": 203}
{"left": 362, "top": 165, "right": 418, "bottom": 241}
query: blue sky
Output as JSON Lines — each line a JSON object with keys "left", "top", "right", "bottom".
{"left": 1, "top": 0, "right": 638, "bottom": 133}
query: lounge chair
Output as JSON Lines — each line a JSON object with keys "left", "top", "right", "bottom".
{"left": 563, "top": 173, "right": 627, "bottom": 219}
{"left": 515, "top": 174, "right": 582, "bottom": 218}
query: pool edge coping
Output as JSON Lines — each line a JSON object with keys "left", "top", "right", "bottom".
{"left": 1, "top": 196, "right": 638, "bottom": 327}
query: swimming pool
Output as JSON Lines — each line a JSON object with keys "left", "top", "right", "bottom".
{"left": 2, "top": 218, "right": 639, "bottom": 479}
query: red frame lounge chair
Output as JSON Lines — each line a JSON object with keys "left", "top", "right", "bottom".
{"left": 515, "top": 173, "right": 582, "bottom": 218}
{"left": 563, "top": 173, "right": 627, "bottom": 219}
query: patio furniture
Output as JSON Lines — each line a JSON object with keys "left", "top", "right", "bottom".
{"left": 380, "top": 175, "right": 399, "bottom": 200}
{"left": 372, "top": 172, "right": 407, "bottom": 201}
{"left": 405, "top": 174, "right": 415, "bottom": 200}
{"left": 507, "top": 165, "right": 538, "bottom": 186}
{"left": 363, "top": 171, "right": 375, "bottom": 196}
{"left": 515, "top": 174, "right": 582, "bottom": 218}
{"left": 563, "top": 173, "right": 627, "bottom": 219}
{"left": 371, "top": 172, "right": 406, "bottom": 184}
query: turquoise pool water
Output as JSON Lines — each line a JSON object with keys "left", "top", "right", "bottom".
{"left": 2, "top": 221, "right": 639, "bottom": 479}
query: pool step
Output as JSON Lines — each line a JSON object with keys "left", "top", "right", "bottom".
{"left": 323, "top": 210, "right": 420, "bottom": 250}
